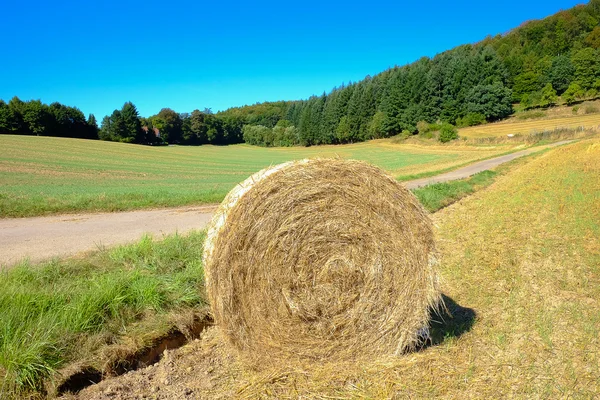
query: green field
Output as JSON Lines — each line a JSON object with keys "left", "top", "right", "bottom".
{"left": 0, "top": 135, "right": 516, "bottom": 217}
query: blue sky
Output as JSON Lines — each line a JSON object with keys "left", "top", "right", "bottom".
{"left": 0, "top": 0, "right": 585, "bottom": 120}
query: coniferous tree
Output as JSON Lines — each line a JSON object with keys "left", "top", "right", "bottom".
{"left": 120, "top": 102, "right": 143, "bottom": 143}
{"left": 466, "top": 83, "right": 513, "bottom": 121}
{"left": 87, "top": 114, "right": 99, "bottom": 139}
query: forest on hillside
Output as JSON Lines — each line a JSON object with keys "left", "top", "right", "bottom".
{"left": 1, "top": 0, "right": 599, "bottom": 146}
{"left": 222, "top": 0, "right": 600, "bottom": 147}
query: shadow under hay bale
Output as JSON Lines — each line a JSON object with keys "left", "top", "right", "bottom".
{"left": 421, "top": 294, "right": 476, "bottom": 349}
{"left": 204, "top": 158, "right": 441, "bottom": 364}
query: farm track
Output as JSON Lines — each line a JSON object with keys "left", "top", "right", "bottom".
{"left": 0, "top": 140, "right": 573, "bottom": 267}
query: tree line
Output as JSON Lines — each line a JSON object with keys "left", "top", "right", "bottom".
{"left": 0, "top": 97, "right": 245, "bottom": 146}
{"left": 2, "top": 1, "right": 599, "bottom": 147}
{"left": 0, "top": 97, "right": 98, "bottom": 139}
{"left": 98, "top": 104, "right": 244, "bottom": 145}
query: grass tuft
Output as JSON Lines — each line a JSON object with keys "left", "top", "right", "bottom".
{"left": 0, "top": 231, "right": 207, "bottom": 398}
{"left": 412, "top": 170, "right": 497, "bottom": 212}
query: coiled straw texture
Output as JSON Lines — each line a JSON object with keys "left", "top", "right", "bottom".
{"left": 203, "top": 159, "right": 439, "bottom": 362}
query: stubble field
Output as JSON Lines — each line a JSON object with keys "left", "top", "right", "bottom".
{"left": 69, "top": 138, "right": 600, "bottom": 399}
{"left": 459, "top": 111, "right": 600, "bottom": 138}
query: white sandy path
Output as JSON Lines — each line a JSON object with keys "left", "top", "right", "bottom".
{"left": 0, "top": 140, "right": 573, "bottom": 267}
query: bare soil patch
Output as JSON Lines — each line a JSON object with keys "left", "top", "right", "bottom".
{"left": 68, "top": 327, "right": 240, "bottom": 400}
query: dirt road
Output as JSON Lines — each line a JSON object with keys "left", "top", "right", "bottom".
{"left": 0, "top": 140, "right": 572, "bottom": 266}
{"left": 404, "top": 140, "right": 573, "bottom": 189}
{"left": 0, "top": 205, "right": 217, "bottom": 266}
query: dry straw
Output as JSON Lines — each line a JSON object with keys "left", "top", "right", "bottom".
{"left": 203, "top": 158, "right": 440, "bottom": 362}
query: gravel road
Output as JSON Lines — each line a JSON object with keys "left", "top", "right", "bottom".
{"left": 0, "top": 140, "right": 572, "bottom": 267}
{"left": 404, "top": 140, "right": 573, "bottom": 189}
{"left": 0, "top": 205, "right": 217, "bottom": 266}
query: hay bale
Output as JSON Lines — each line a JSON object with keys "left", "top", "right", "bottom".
{"left": 203, "top": 158, "right": 439, "bottom": 362}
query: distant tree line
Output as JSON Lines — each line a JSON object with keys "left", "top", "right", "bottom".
{"left": 0, "top": 97, "right": 246, "bottom": 146}
{"left": 97, "top": 104, "right": 244, "bottom": 145}
{"left": 0, "top": 97, "right": 98, "bottom": 139}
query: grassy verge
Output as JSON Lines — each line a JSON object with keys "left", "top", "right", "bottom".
{"left": 396, "top": 159, "right": 492, "bottom": 182}
{"left": 409, "top": 143, "right": 564, "bottom": 212}
{"left": 0, "top": 190, "right": 227, "bottom": 219}
{"left": 411, "top": 170, "right": 497, "bottom": 212}
{"left": 396, "top": 138, "right": 574, "bottom": 183}
{"left": 0, "top": 231, "right": 207, "bottom": 398}
{"left": 395, "top": 149, "right": 512, "bottom": 182}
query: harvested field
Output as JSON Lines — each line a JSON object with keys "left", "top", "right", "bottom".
{"left": 459, "top": 113, "right": 600, "bottom": 138}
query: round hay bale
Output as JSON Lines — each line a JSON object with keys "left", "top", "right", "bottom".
{"left": 203, "top": 158, "right": 439, "bottom": 362}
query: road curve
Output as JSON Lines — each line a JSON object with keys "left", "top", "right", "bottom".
{"left": 0, "top": 140, "right": 573, "bottom": 267}
{"left": 404, "top": 140, "right": 573, "bottom": 189}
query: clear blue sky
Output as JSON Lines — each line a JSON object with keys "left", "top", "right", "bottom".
{"left": 0, "top": 0, "right": 585, "bottom": 120}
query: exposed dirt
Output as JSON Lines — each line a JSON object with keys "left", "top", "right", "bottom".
{"left": 65, "top": 327, "right": 242, "bottom": 400}
{"left": 0, "top": 140, "right": 572, "bottom": 267}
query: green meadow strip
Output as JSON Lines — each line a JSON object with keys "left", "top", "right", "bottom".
{"left": 0, "top": 231, "right": 206, "bottom": 398}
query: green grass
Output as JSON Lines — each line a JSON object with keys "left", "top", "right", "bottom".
{"left": 0, "top": 231, "right": 207, "bottom": 398}
{"left": 412, "top": 170, "right": 498, "bottom": 212}
{"left": 0, "top": 135, "right": 515, "bottom": 217}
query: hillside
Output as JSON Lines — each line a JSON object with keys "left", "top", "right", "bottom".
{"left": 216, "top": 0, "right": 600, "bottom": 146}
